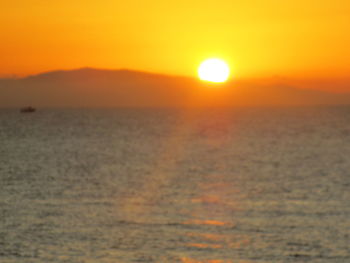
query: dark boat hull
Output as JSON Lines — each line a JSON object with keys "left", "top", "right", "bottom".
{"left": 20, "top": 107, "right": 36, "bottom": 113}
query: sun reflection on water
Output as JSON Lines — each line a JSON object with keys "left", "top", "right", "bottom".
{"left": 183, "top": 219, "right": 231, "bottom": 226}
{"left": 114, "top": 108, "right": 250, "bottom": 262}
{"left": 180, "top": 257, "right": 253, "bottom": 263}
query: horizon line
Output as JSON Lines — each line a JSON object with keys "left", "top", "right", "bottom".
{"left": 1, "top": 67, "right": 350, "bottom": 82}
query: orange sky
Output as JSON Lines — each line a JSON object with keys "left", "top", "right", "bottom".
{"left": 1, "top": 0, "right": 349, "bottom": 78}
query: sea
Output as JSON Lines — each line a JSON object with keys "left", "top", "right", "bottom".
{"left": 0, "top": 107, "right": 349, "bottom": 263}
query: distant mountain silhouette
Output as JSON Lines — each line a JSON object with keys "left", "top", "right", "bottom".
{"left": 0, "top": 68, "right": 349, "bottom": 107}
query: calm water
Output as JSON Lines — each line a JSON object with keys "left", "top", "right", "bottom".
{"left": 1, "top": 107, "right": 349, "bottom": 263}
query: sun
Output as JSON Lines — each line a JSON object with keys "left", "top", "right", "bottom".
{"left": 198, "top": 58, "right": 230, "bottom": 83}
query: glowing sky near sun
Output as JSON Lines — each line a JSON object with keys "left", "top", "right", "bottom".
{"left": 1, "top": 0, "right": 350, "bottom": 78}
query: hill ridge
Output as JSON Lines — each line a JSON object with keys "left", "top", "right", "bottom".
{"left": 0, "top": 68, "right": 349, "bottom": 107}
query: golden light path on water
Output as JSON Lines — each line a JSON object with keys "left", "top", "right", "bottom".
{"left": 115, "top": 85, "right": 253, "bottom": 262}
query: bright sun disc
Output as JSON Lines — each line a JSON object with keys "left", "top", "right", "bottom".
{"left": 198, "top": 58, "right": 230, "bottom": 83}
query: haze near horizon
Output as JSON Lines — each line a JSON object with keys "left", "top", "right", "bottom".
{"left": 1, "top": 68, "right": 350, "bottom": 107}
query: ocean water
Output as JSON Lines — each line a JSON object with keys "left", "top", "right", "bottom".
{"left": 0, "top": 107, "right": 349, "bottom": 263}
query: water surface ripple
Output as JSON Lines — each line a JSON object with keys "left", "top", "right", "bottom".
{"left": 1, "top": 107, "right": 349, "bottom": 262}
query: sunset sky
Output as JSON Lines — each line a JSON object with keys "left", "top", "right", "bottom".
{"left": 1, "top": 0, "right": 349, "bottom": 79}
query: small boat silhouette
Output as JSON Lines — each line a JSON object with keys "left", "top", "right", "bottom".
{"left": 20, "top": 106, "right": 36, "bottom": 113}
